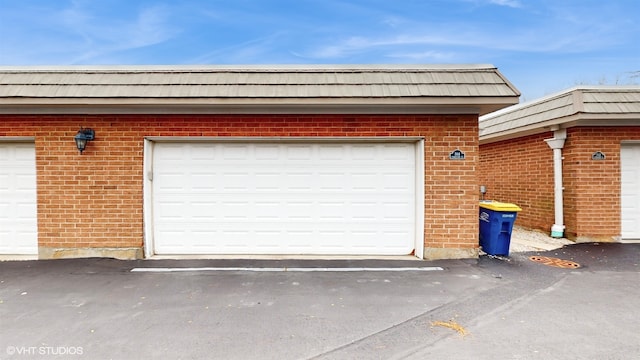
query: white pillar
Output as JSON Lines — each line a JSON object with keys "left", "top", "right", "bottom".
{"left": 544, "top": 128, "right": 567, "bottom": 238}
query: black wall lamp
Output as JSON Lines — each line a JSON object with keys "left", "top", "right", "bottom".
{"left": 74, "top": 128, "right": 95, "bottom": 154}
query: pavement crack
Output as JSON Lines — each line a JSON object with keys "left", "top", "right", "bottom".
{"left": 306, "top": 288, "right": 497, "bottom": 360}
{"left": 310, "top": 271, "right": 571, "bottom": 360}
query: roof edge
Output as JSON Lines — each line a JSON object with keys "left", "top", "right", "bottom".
{"left": 0, "top": 97, "right": 519, "bottom": 116}
{"left": 0, "top": 64, "right": 499, "bottom": 73}
{"left": 480, "top": 115, "right": 640, "bottom": 144}
{"left": 481, "top": 85, "right": 640, "bottom": 121}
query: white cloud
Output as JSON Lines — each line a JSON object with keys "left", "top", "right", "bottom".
{"left": 385, "top": 50, "right": 455, "bottom": 61}
{"left": 299, "top": 13, "right": 627, "bottom": 62}
{"left": 0, "top": 1, "right": 180, "bottom": 64}
{"left": 462, "top": 0, "right": 523, "bottom": 8}
{"left": 381, "top": 16, "right": 408, "bottom": 28}
{"left": 189, "top": 32, "right": 288, "bottom": 64}
{"left": 488, "top": 0, "right": 523, "bottom": 8}
{"left": 61, "top": 3, "right": 178, "bottom": 63}
{"left": 304, "top": 34, "right": 460, "bottom": 59}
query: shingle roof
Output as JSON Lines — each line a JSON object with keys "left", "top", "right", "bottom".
{"left": 0, "top": 65, "right": 519, "bottom": 115}
{"left": 480, "top": 86, "right": 640, "bottom": 143}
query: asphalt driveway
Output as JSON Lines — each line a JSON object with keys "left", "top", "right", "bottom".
{"left": 1, "top": 244, "right": 639, "bottom": 359}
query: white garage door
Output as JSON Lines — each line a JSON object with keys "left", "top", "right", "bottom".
{"left": 621, "top": 143, "right": 640, "bottom": 240}
{"left": 0, "top": 142, "right": 38, "bottom": 255}
{"left": 151, "top": 142, "right": 417, "bottom": 255}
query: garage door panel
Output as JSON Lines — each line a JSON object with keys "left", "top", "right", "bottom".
{"left": 152, "top": 142, "right": 417, "bottom": 255}
{"left": 318, "top": 145, "right": 344, "bottom": 159}
{"left": 286, "top": 145, "right": 312, "bottom": 159}
{"left": 156, "top": 173, "right": 188, "bottom": 191}
{"left": 156, "top": 197, "right": 412, "bottom": 226}
{"left": 0, "top": 143, "right": 38, "bottom": 255}
{"left": 15, "top": 175, "right": 36, "bottom": 192}
{"left": 191, "top": 173, "right": 219, "bottom": 191}
{"left": 254, "top": 144, "right": 279, "bottom": 158}
{"left": 383, "top": 202, "right": 413, "bottom": 220}
{"left": 155, "top": 143, "right": 186, "bottom": 159}
{"left": 621, "top": 144, "right": 640, "bottom": 239}
{"left": 222, "top": 144, "right": 250, "bottom": 159}
{"left": 382, "top": 144, "right": 413, "bottom": 159}
{"left": 155, "top": 225, "right": 415, "bottom": 255}
{"left": 14, "top": 202, "right": 37, "bottom": 219}
{"left": 191, "top": 144, "right": 218, "bottom": 160}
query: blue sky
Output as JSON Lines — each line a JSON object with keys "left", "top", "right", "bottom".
{"left": 0, "top": 0, "right": 638, "bottom": 101}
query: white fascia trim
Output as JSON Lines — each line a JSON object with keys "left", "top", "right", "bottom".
{"left": 142, "top": 139, "right": 154, "bottom": 259}
{"left": 0, "top": 104, "right": 484, "bottom": 115}
{"left": 414, "top": 138, "right": 425, "bottom": 259}
{"left": 0, "top": 96, "right": 516, "bottom": 115}
{"left": 0, "top": 97, "right": 488, "bottom": 105}
{"left": 0, "top": 136, "right": 36, "bottom": 142}
{"left": 480, "top": 116, "right": 640, "bottom": 144}
{"left": 0, "top": 64, "right": 498, "bottom": 72}
{"left": 144, "top": 136, "right": 425, "bottom": 143}
{"left": 479, "top": 116, "right": 579, "bottom": 144}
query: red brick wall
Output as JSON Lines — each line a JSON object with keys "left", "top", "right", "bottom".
{"left": 424, "top": 116, "right": 479, "bottom": 252}
{"left": 480, "top": 126, "right": 640, "bottom": 241}
{"left": 563, "top": 127, "right": 640, "bottom": 240}
{"left": 479, "top": 132, "right": 555, "bottom": 231}
{"left": 0, "top": 117, "right": 144, "bottom": 249}
{"left": 0, "top": 114, "right": 479, "bottom": 255}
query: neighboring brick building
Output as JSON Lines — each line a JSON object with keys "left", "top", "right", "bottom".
{"left": 0, "top": 65, "right": 519, "bottom": 260}
{"left": 479, "top": 86, "right": 640, "bottom": 242}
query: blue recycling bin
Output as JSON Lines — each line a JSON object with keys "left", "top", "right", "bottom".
{"left": 479, "top": 201, "right": 522, "bottom": 256}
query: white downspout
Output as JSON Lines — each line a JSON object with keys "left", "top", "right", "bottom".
{"left": 544, "top": 127, "right": 567, "bottom": 238}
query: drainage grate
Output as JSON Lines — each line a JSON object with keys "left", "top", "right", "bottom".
{"left": 529, "top": 256, "right": 581, "bottom": 269}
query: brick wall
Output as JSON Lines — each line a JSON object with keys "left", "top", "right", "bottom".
{"left": 0, "top": 117, "right": 145, "bottom": 250}
{"left": 479, "top": 132, "right": 555, "bottom": 231}
{"left": 0, "top": 114, "right": 479, "bottom": 258}
{"left": 424, "top": 116, "right": 479, "bottom": 255}
{"left": 480, "top": 126, "right": 640, "bottom": 241}
{"left": 563, "top": 127, "right": 640, "bottom": 241}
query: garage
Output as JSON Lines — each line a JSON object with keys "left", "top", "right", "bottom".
{"left": 1, "top": 65, "right": 522, "bottom": 260}
{"left": 480, "top": 87, "right": 640, "bottom": 242}
{"left": 148, "top": 140, "right": 421, "bottom": 256}
{"left": 0, "top": 142, "right": 38, "bottom": 255}
{"left": 621, "top": 143, "right": 640, "bottom": 240}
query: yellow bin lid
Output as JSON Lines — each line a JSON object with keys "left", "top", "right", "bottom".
{"left": 479, "top": 200, "right": 522, "bottom": 212}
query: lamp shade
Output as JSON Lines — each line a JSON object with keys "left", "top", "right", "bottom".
{"left": 75, "top": 133, "right": 88, "bottom": 153}
{"left": 74, "top": 128, "right": 95, "bottom": 154}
